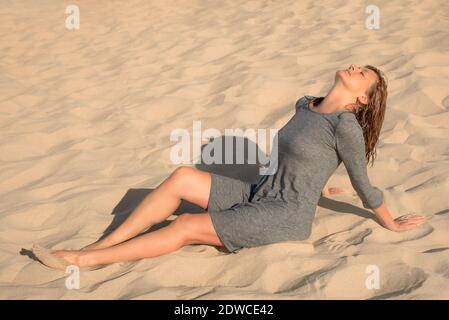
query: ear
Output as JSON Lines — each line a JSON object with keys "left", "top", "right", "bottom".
{"left": 357, "top": 94, "right": 368, "bottom": 106}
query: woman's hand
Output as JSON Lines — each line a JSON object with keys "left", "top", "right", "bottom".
{"left": 385, "top": 214, "right": 426, "bottom": 232}
{"left": 321, "top": 186, "right": 351, "bottom": 197}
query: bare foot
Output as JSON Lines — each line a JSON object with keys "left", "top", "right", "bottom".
{"left": 32, "top": 244, "right": 105, "bottom": 271}
{"left": 81, "top": 240, "right": 111, "bottom": 251}
{"left": 32, "top": 245, "right": 81, "bottom": 270}
{"left": 80, "top": 243, "right": 100, "bottom": 251}
{"left": 52, "top": 250, "right": 81, "bottom": 265}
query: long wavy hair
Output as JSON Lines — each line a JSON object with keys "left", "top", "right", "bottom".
{"left": 311, "top": 65, "right": 388, "bottom": 167}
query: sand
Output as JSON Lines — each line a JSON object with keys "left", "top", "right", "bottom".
{"left": 1, "top": 0, "right": 448, "bottom": 299}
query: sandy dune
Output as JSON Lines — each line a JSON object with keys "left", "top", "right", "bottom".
{"left": 1, "top": 0, "right": 449, "bottom": 299}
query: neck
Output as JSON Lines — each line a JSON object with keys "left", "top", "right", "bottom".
{"left": 314, "top": 84, "right": 355, "bottom": 113}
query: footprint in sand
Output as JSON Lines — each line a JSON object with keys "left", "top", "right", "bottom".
{"left": 313, "top": 228, "right": 373, "bottom": 253}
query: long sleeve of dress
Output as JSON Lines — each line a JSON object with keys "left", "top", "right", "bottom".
{"left": 295, "top": 97, "right": 306, "bottom": 113}
{"left": 335, "top": 116, "right": 384, "bottom": 209}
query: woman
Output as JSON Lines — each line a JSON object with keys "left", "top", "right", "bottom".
{"left": 32, "top": 64, "right": 426, "bottom": 270}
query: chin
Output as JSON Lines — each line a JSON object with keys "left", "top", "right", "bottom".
{"left": 335, "top": 70, "right": 345, "bottom": 82}
{"left": 336, "top": 70, "right": 346, "bottom": 78}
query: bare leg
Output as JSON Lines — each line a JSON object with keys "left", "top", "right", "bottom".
{"left": 82, "top": 166, "right": 212, "bottom": 251}
{"left": 46, "top": 213, "right": 225, "bottom": 269}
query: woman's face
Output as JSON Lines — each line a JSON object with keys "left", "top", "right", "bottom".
{"left": 335, "top": 64, "right": 378, "bottom": 104}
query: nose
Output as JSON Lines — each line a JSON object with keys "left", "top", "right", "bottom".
{"left": 349, "top": 64, "right": 360, "bottom": 71}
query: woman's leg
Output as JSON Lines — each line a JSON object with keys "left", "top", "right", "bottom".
{"left": 49, "top": 213, "right": 224, "bottom": 268}
{"left": 83, "top": 166, "right": 213, "bottom": 251}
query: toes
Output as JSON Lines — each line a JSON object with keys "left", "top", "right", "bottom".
{"left": 31, "top": 244, "right": 71, "bottom": 270}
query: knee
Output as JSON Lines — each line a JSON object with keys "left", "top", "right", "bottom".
{"left": 171, "top": 213, "right": 222, "bottom": 247}
{"left": 170, "top": 213, "right": 195, "bottom": 241}
{"left": 170, "top": 166, "right": 194, "bottom": 185}
{"left": 172, "top": 212, "right": 193, "bottom": 225}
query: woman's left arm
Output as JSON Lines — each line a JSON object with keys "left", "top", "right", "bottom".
{"left": 335, "top": 116, "right": 426, "bottom": 231}
{"left": 335, "top": 117, "right": 385, "bottom": 210}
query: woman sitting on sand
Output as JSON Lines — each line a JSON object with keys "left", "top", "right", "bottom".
{"left": 32, "top": 64, "right": 426, "bottom": 270}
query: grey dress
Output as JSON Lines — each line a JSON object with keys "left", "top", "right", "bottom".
{"left": 207, "top": 95, "right": 384, "bottom": 253}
